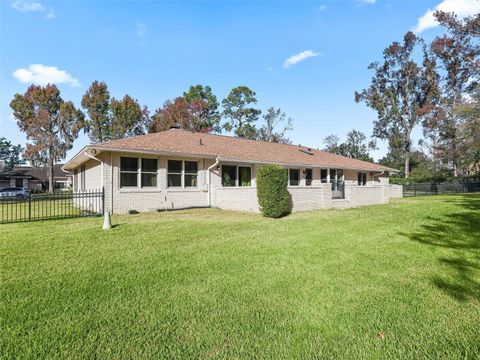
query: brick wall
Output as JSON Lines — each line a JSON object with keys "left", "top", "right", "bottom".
{"left": 73, "top": 151, "right": 402, "bottom": 214}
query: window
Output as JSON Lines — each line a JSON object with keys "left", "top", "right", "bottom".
{"left": 167, "top": 160, "right": 182, "bottom": 187}
{"left": 289, "top": 169, "right": 300, "bottom": 186}
{"left": 184, "top": 161, "right": 198, "bottom": 187}
{"left": 81, "top": 164, "right": 86, "bottom": 191}
{"left": 305, "top": 168, "right": 313, "bottom": 186}
{"left": 358, "top": 172, "right": 367, "bottom": 186}
{"left": 141, "top": 158, "right": 157, "bottom": 187}
{"left": 222, "top": 165, "right": 236, "bottom": 187}
{"left": 320, "top": 169, "right": 328, "bottom": 183}
{"left": 168, "top": 160, "right": 198, "bottom": 188}
{"left": 329, "top": 169, "right": 344, "bottom": 183}
{"left": 239, "top": 167, "right": 251, "bottom": 186}
{"left": 222, "top": 165, "right": 251, "bottom": 187}
{"left": 120, "top": 157, "right": 138, "bottom": 187}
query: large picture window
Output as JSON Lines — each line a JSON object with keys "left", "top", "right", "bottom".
{"left": 358, "top": 172, "right": 367, "bottom": 186}
{"left": 141, "top": 158, "right": 157, "bottom": 187}
{"left": 289, "top": 169, "right": 300, "bottom": 186}
{"left": 222, "top": 165, "right": 251, "bottom": 187}
{"left": 120, "top": 157, "right": 138, "bottom": 187}
{"left": 168, "top": 160, "right": 198, "bottom": 188}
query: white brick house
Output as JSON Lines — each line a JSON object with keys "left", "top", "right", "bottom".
{"left": 63, "top": 129, "right": 402, "bottom": 214}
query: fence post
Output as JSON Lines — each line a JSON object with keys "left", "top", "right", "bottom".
{"left": 102, "top": 187, "right": 105, "bottom": 215}
{"left": 28, "top": 193, "right": 31, "bottom": 222}
{"left": 414, "top": 184, "right": 416, "bottom": 197}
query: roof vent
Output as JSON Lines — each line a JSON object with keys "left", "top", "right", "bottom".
{"left": 299, "top": 148, "right": 314, "bottom": 156}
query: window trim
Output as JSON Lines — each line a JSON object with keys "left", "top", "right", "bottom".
{"left": 167, "top": 159, "right": 199, "bottom": 189}
{"left": 221, "top": 164, "right": 252, "bottom": 187}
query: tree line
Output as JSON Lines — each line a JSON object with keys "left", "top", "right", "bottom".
{"left": 6, "top": 83, "right": 292, "bottom": 192}
{"left": 355, "top": 10, "right": 479, "bottom": 179}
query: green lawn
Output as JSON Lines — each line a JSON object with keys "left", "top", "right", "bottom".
{"left": 1, "top": 195, "right": 479, "bottom": 359}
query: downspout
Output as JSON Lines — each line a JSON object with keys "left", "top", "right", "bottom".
{"left": 207, "top": 157, "right": 220, "bottom": 207}
{"left": 110, "top": 152, "right": 114, "bottom": 214}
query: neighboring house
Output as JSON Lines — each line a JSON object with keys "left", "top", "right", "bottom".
{"left": 63, "top": 128, "right": 402, "bottom": 214}
{"left": 0, "top": 164, "right": 72, "bottom": 191}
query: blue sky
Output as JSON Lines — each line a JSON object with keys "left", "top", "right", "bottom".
{"left": 1, "top": 0, "right": 478, "bottom": 162}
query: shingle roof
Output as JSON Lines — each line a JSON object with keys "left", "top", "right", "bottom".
{"left": 91, "top": 129, "right": 397, "bottom": 172}
{"left": 0, "top": 164, "right": 70, "bottom": 180}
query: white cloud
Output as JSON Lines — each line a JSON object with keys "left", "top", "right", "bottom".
{"left": 319, "top": 5, "right": 327, "bottom": 11}
{"left": 11, "top": 0, "right": 55, "bottom": 19}
{"left": 11, "top": 0, "right": 44, "bottom": 12}
{"left": 283, "top": 50, "right": 320, "bottom": 69}
{"left": 12, "top": 64, "right": 80, "bottom": 87}
{"left": 355, "top": 0, "right": 377, "bottom": 5}
{"left": 414, "top": 0, "right": 479, "bottom": 33}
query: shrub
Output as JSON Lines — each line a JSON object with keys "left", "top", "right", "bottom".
{"left": 256, "top": 165, "right": 290, "bottom": 218}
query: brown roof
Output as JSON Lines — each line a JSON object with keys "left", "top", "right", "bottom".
{"left": 89, "top": 129, "right": 397, "bottom": 172}
{"left": 1, "top": 164, "right": 70, "bottom": 180}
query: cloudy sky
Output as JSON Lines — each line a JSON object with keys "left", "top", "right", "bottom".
{"left": 1, "top": 0, "right": 478, "bottom": 162}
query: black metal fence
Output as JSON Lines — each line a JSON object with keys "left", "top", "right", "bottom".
{"left": 0, "top": 189, "right": 104, "bottom": 224}
{"left": 403, "top": 182, "right": 480, "bottom": 197}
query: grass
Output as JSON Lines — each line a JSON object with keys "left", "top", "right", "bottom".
{"left": 1, "top": 194, "right": 479, "bottom": 359}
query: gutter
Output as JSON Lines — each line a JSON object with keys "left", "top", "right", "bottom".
{"left": 207, "top": 157, "right": 220, "bottom": 207}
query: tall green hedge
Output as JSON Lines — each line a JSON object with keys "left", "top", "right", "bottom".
{"left": 256, "top": 165, "right": 290, "bottom": 218}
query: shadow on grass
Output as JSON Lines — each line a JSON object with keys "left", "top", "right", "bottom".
{"left": 401, "top": 194, "right": 480, "bottom": 302}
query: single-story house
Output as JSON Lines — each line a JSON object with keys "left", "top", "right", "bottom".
{"left": 63, "top": 128, "right": 402, "bottom": 214}
{"left": 0, "top": 164, "right": 72, "bottom": 191}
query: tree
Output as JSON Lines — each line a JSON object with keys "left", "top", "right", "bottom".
{"left": 149, "top": 97, "right": 207, "bottom": 133}
{"left": 322, "top": 130, "right": 376, "bottom": 161}
{"left": 423, "top": 11, "right": 480, "bottom": 176}
{"left": 455, "top": 86, "right": 480, "bottom": 175}
{"left": 0, "top": 137, "right": 25, "bottom": 171}
{"left": 183, "top": 85, "right": 221, "bottom": 132}
{"left": 222, "top": 86, "right": 261, "bottom": 139}
{"left": 257, "top": 107, "right": 293, "bottom": 144}
{"left": 81, "top": 81, "right": 111, "bottom": 143}
{"left": 322, "top": 134, "right": 341, "bottom": 154}
{"left": 109, "top": 95, "right": 149, "bottom": 140}
{"left": 343, "top": 130, "right": 377, "bottom": 161}
{"left": 10, "top": 84, "right": 84, "bottom": 193}
{"left": 355, "top": 32, "right": 438, "bottom": 177}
